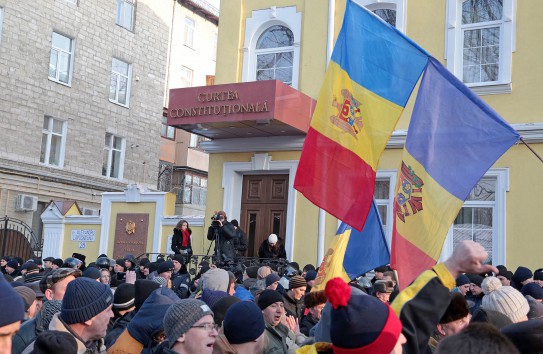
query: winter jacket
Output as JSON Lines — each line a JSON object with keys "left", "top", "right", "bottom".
{"left": 171, "top": 227, "right": 192, "bottom": 255}
{"left": 283, "top": 292, "right": 304, "bottom": 320}
{"left": 171, "top": 273, "right": 191, "bottom": 299}
{"left": 108, "top": 288, "right": 180, "bottom": 353}
{"left": 207, "top": 221, "right": 236, "bottom": 261}
{"left": 232, "top": 228, "right": 248, "bottom": 256}
{"left": 299, "top": 313, "right": 319, "bottom": 337}
{"left": 104, "top": 310, "right": 135, "bottom": 348}
{"left": 22, "top": 313, "right": 107, "bottom": 354}
{"left": 263, "top": 322, "right": 300, "bottom": 354}
{"left": 258, "top": 239, "right": 287, "bottom": 259}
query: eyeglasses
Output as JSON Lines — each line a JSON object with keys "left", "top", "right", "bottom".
{"left": 191, "top": 323, "right": 219, "bottom": 332}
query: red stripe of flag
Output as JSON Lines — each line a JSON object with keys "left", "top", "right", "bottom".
{"left": 391, "top": 230, "right": 437, "bottom": 289}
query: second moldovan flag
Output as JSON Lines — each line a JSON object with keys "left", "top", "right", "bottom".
{"left": 294, "top": 0, "right": 428, "bottom": 231}
{"left": 391, "top": 57, "right": 520, "bottom": 289}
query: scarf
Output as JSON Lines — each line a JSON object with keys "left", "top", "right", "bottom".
{"left": 181, "top": 229, "right": 190, "bottom": 247}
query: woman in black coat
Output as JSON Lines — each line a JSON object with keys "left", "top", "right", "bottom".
{"left": 171, "top": 219, "right": 192, "bottom": 256}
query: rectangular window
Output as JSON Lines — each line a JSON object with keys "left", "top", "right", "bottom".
{"left": 40, "top": 116, "right": 67, "bottom": 167}
{"left": 177, "top": 173, "right": 207, "bottom": 206}
{"left": 446, "top": 0, "right": 514, "bottom": 94}
{"left": 49, "top": 32, "right": 74, "bottom": 85}
{"left": 116, "top": 0, "right": 135, "bottom": 31}
{"left": 102, "top": 133, "right": 125, "bottom": 179}
{"left": 180, "top": 66, "right": 193, "bottom": 88}
{"left": 109, "top": 58, "right": 132, "bottom": 107}
{"left": 161, "top": 116, "right": 175, "bottom": 139}
{"left": 374, "top": 171, "right": 397, "bottom": 249}
{"left": 184, "top": 17, "right": 195, "bottom": 47}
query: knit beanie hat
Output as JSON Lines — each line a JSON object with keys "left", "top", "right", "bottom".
{"left": 224, "top": 301, "right": 265, "bottom": 344}
{"left": 521, "top": 282, "right": 543, "bottom": 300}
{"left": 513, "top": 266, "right": 533, "bottom": 284}
{"left": 456, "top": 274, "right": 470, "bottom": 287}
{"left": 0, "top": 275, "right": 25, "bottom": 326}
{"left": 439, "top": 293, "right": 469, "bottom": 324}
{"left": 211, "top": 296, "right": 240, "bottom": 326}
{"left": 481, "top": 276, "right": 529, "bottom": 323}
{"left": 171, "top": 254, "right": 186, "bottom": 265}
{"left": 304, "top": 290, "right": 327, "bottom": 309}
{"left": 134, "top": 279, "right": 160, "bottom": 311}
{"left": 164, "top": 299, "right": 213, "bottom": 348}
{"left": 113, "top": 283, "right": 135, "bottom": 309}
{"left": 7, "top": 260, "right": 19, "bottom": 269}
{"left": 201, "top": 268, "right": 229, "bottom": 292}
{"left": 258, "top": 289, "right": 284, "bottom": 310}
{"left": 268, "top": 234, "right": 278, "bottom": 244}
{"left": 265, "top": 273, "right": 280, "bottom": 287}
{"left": 83, "top": 267, "right": 101, "bottom": 280}
{"left": 60, "top": 277, "right": 113, "bottom": 324}
{"left": 32, "top": 330, "right": 77, "bottom": 354}
{"left": 326, "top": 277, "right": 402, "bottom": 354}
{"left": 14, "top": 285, "right": 36, "bottom": 311}
{"left": 153, "top": 276, "right": 169, "bottom": 288}
{"left": 289, "top": 275, "right": 307, "bottom": 290}
{"left": 201, "top": 288, "right": 229, "bottom": 309}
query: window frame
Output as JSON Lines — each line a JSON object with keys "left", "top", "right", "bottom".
{"left": 109, "top": 58, "right": 132, "bottom": 107}
{"left": 116, "top": 0, "right": 135, "bottom": 31}
{"left": 254, "top": 26, "right": 295, "bottom": 86}
{"left": 439, "top": 168, "right": 508, "bottom": 264}
{"left": 48, "top": 32, "right": 75, "bottom": 86}
{"left": 375, "top": 170, "right": 397, "bottom": 250}
{"left": 102, "top": 133, "right": 126, "bottom": 180}
{"left": 161, "top": 116, "right": 175, "bottom": 140}
{"left": 180, "top": 66, "right": 193, "bottom": 88}
{"left": 354, "top": 0, "right": 407, "bottom": 33}
{"left": 184, "top": 16, "right": 195, "bottom": 48}
{"left": 40, "top": 116, "right": 68, "bottom": 168}
{"left": 445, "top": 0, "right": 516, "bottom": 94}
{"left": 242, "top": 6, "right": 302, "bottom": 89}
{"left": 177, "top": 172, "right": 207, "bottom": 206}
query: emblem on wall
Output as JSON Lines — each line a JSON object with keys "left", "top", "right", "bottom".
{"left": 125, "top": 220, "right": 136, "bottom": 235}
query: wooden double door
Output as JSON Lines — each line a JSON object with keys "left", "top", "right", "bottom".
{"left": 240, "top": 174, "right": 289, "bottom": 257}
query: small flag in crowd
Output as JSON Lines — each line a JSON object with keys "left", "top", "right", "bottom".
{"left": 391, "top": 57, "right": 520, "bottom": 289}
{"left": 313, "top": 199, "right": 389, "bottom": 291}
{"left": 294, "top": 0, "right": 428, "bottom": 231}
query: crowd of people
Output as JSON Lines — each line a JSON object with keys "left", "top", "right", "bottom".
{"left": 1, "top": 239, "right": 542, "bottom": 354}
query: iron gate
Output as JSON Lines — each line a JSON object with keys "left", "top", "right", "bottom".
{"left": 0, "top": 216, "right": 42, "bottom": 260}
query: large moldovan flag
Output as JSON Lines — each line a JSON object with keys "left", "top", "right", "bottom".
{"left": 313, "top": 199, "right": 389, "bottom": 291}
{"left": 294, "top": 0, "right": 428, "bottom": 231}
{"left": 391, "top": 57, "right": 520, "bottom": 289}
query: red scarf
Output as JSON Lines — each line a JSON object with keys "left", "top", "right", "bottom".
{"left": 181, "top": 229, "right": 190, "bottom": 247}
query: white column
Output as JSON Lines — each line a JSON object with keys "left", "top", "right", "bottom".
{"left": 317, "top": 209, "right": 326, "bottom": 265}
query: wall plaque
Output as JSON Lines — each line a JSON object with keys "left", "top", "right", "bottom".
{"left": 113, "top": 213, "right": 149, "bottom": 259}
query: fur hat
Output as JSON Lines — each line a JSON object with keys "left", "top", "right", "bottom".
{"left": 439, "top": 293, "right": 469, "bottom": 324}
{"left": 326, "top": 277, "right": 402, "bottom": 353}
{"left": 481, "top": 276, "right": 529, "bottom": 323}
{"left": 304, "top": 290, "right": 327, "bottom": 309}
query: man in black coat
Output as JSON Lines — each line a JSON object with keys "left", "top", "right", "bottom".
{"left": 206, "top": 211, "right": 236, "bottom": 263}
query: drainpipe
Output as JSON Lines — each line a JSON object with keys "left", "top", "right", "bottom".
{"left": 317, "top": 0, "right": 336, "bottom": 266}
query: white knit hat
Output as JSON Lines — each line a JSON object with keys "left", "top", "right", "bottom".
{"left": 268, "top": 234, "right": 278, "bottom": 244}
{"left": 481, "top": 276, "right": 529, "bottom": 323}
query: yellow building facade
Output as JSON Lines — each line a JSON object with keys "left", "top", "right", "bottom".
{"left": 180, "top": 0, "right": 543, "bottom": 270}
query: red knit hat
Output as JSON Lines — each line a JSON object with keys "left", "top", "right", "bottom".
{"left": 325, "top": 277, "right": 402, "bottom": 353}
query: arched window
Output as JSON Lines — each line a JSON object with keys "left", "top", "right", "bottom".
{"left": 372, "top": 8, "right": 396, "bottom": 27}
{"left": 243, "top": 6, "right": 301, "bottom": 88}
{"left": 255, "top": 25, "right": 294, "bottom": 85}
{"left": 357, "top": 0, "right": 406, "bottom": 33}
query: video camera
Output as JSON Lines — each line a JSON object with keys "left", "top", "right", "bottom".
{"left": 211, "top": 214, "right": 222, "bottom": 228}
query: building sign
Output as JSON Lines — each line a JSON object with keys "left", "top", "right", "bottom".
{"left": 70, "top": 229, "right": 96, "bottom": 242}
{"left": 113, "top": 213, "right": 149, "bottom": 259}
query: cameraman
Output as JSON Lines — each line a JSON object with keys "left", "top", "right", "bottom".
{"left": 206, "top": 211, "right": 236, "bottom": 262}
